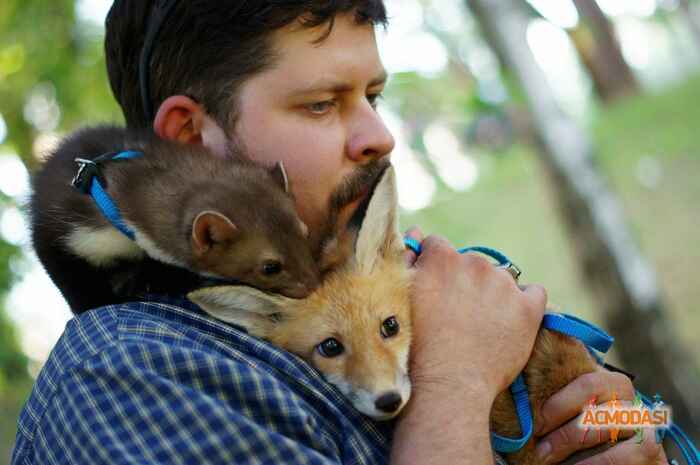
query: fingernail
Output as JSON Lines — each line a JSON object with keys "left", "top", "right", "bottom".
{"left": 536, "top": 441, "right": 551, "bottom": 462}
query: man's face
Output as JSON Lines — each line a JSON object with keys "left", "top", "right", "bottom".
{"left": 225, "top": 13, "right": 395, "bottom": 251}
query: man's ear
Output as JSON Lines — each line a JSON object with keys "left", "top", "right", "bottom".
{"left": 153, "top": 95, "right": 205, "bottom": 144}
{"left": 188, "top": 285, "right": 293, "bottom": 338}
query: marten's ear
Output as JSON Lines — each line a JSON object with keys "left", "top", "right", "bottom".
{"left": 188, "top": 285, "right": 293, "bottom": 337}
{"left": 192, "top": 211, "right": 238, "bottom": 256}
{"left": 270, "top": 161, "right": 290, "bottom": 193}
{"left": 355, "top": 166, "right": 403, "bottom": 274}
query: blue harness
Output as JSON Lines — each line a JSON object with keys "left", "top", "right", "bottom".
{"left": 403, "top": 237, "right": 700, "bottom": 465}
{"left": 71, "top": 150, "right": 144, "bottom": 240}
{"left": 71, "top": 150, "right": 238, "bottom": 288}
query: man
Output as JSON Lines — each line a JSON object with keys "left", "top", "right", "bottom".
{"left": 13, "top": 1, "right": 667, "bottom": 464}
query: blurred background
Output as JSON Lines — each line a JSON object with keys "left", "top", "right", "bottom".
{"left": 1, "top": 0, "right": 699, "bottom": 462}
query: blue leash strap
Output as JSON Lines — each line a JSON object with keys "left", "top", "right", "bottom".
{"left": 491, "top": 374, "right": 535, "bottom": 453}
{"left": 542, "top": 313, "right": 614, "bottom": 355}
{"left": 638, "top": 392, "right": 700, "bottom": 465}
{"left": 405, "top": 237, "right": 513, "bottom": 269}
{"left": 73, "top": 150, "right": 144, "bottom": 241}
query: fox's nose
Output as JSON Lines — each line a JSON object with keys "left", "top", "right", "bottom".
{"left": 375, "top": 391, "right": 402, "bottom": 413}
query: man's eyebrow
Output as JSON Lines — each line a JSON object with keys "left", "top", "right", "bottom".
{"left": 290, "top": 71, "right": 388, "bottom": 96}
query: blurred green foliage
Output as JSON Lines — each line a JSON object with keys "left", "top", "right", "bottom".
{"left": 0, "top": 1, "right": 121, "bottom": 460}
{"left": 0, "top": 0, "right": 121, "bottom": 169}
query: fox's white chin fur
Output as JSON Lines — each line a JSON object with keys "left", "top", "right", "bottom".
{"left": 327, "top": 372, "right": 412, "bottom": 421}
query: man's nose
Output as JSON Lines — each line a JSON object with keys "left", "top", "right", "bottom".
{"left": 346, "top": 105, "right": 395, "bottom": 163}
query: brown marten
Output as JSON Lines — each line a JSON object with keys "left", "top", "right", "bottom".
{"left": 30, "top": 125, "right": 319, "bottom": 313}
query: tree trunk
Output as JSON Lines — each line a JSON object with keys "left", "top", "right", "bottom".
{"left": 568, "top": 0, "right": 639, "bottom": 103}
{"left": 679, "top": 0, "right": 700, "bottom": 50}
{"left": 467, "top": 0, "right": 700, "bottom": 439}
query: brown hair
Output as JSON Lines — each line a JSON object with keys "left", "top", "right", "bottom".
{"left": 105, "top": 1, "right": 388, "bottom": 130}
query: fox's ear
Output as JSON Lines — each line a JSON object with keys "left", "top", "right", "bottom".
{"left": 270, "top": 161, "right": 290, "bottom": 193}
{"left": 355, "top": 166, "right": 403, "bottom": 274}
{"left": 187, "top": 286, "right": 293, "bottom": 338}
{"left": 191, "top": 211, "right": 238, "bottom": 256}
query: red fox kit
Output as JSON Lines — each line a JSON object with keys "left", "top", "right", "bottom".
{"left": 31, "top": 125, "right": 319, "bottom": 313}
{"left": 190, "top": 166, "right": 599, "bottom": 463}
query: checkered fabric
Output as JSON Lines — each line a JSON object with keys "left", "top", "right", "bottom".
{"left": 11, "top": 295, "right": 395, "bottom": 464}
{"left": 12, "top": 295, "right": 507, "bottom": 465}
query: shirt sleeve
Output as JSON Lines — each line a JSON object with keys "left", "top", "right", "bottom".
{"left": 29, "top": 340, "right": 342, "bottom": 465}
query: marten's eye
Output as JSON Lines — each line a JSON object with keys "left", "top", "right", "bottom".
{"left": 262, "top": 261, "right": 282, "bottom": 276}
{"left": 381, "top": 316, "right": 399, "bottom": 338}
{"left": 317, "top": 338, "right": 344, "bottom": 358}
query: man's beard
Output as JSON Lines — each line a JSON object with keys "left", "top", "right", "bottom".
{"left": 317, "top": 157, "right": 391, "bottom": 258}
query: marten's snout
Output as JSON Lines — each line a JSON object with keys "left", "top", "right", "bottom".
{"left": 284, "top": 283, "right": 313, "bottom": 299}
{"left": 283, "top": 273, "right": 319, "bottom": 298}
{"left": 374, "top": 391, "right": 402, "bottom": 414}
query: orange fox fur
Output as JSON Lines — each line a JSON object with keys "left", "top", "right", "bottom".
{"left": 190, "top": 166, "right": 601, "bottom": 464}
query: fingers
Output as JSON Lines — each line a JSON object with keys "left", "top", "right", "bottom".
{"left": 572, "top": 428, "right": 667, "bottom": 465}
{"left": 413, "top": 234, "right": 460, "bottom": 273}
{"left": 535, "top": 401, "right": 637, "bottom": 464}
{"left": 521, "top": 284, "right": 547, "bottom": 316}
{"left": 415, "top": 235, "right": 544, "bottom": 311}
{"left": 403, "top": 226, "right": 424, "bottom": 266}
{"left": 535, "top": 370, "right": 636, "bottom": 437}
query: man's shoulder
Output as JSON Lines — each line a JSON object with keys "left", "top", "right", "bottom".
{"left": 13, "top": 297, "right": 392, "bottom": 464}
{"left": 39, "top": 298, "right": 230, "bottom": 372}
{"left": 25, "top": 296, "right": 314, "bottom": 406}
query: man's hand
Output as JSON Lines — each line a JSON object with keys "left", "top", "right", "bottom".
{"left": 534, "top": 367, "right": 668, "bottom": 465}
{"left": 407, "top": 231, "right": 546, "bottom": 398}
{"left": 392, "top": 228, "right": 546, "bottom": 465}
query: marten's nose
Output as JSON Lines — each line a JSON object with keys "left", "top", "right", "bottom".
{"left": 375, "top": 391, "right": 402, "bottom": 413}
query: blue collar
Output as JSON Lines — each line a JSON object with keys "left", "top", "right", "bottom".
{"left": 72, "top": 150, "right": 144, "bottom": 240}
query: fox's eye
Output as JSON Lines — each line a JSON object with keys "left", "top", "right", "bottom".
{"left": 262, "top": 261, "right": 282, "bottom": 276}
{"left": 317, "top": 338, "right": 344, "bottom": 358}
{"left": 381, "top": 316, "right": 399, "bottom": 338}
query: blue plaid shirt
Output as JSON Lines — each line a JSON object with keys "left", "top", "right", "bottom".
{"left": 11, "top": 296, "right": 395, "bottom": 464}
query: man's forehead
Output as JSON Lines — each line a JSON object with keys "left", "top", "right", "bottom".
{"left": 266, "top": 13, "right": 385, "bottom": 90}
{"left": 289, "top": 71, "right": 388, "bottom": 97}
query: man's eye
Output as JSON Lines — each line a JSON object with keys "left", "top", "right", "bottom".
{"left": 306, "top": 100, "right": 336, "bottom": 115}
{"left": 367, "top": 92, "right": 384, "bottom": 109}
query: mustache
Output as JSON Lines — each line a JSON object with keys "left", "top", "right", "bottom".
{"left": 329, "top": 158, "right": 391, "bottom": 212}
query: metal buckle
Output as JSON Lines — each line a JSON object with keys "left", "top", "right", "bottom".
{"left": 71, "top": 158, "right": 104, "bottom": 194}
{"left": 499, "top": 262, "right": 522, "bottom": 281}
